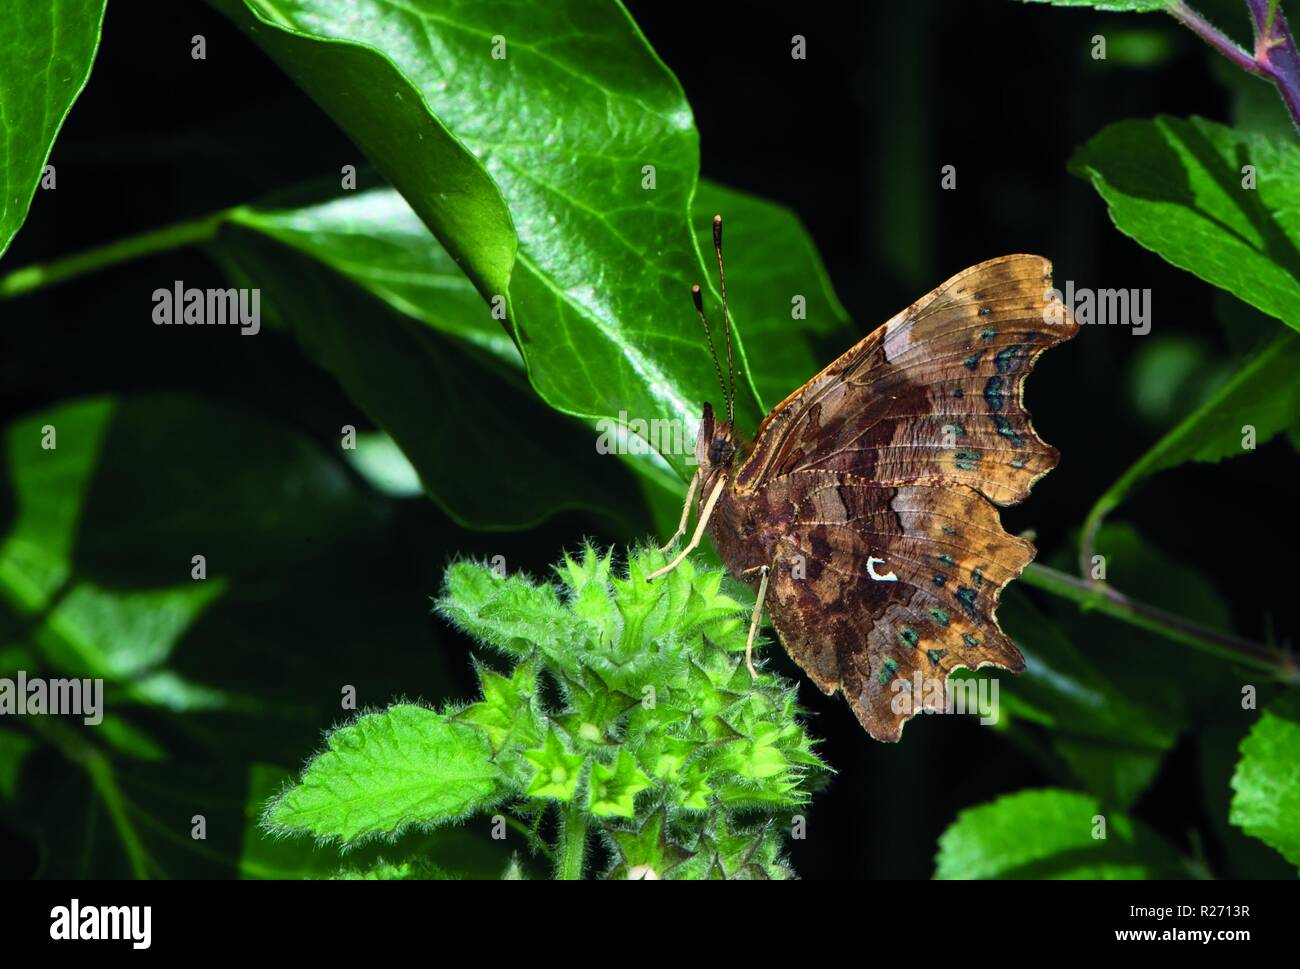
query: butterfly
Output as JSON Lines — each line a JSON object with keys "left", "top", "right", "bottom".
{"left": 648, "top": 216, "right": 1078, "bottom": 742}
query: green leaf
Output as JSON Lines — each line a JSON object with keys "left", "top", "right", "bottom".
{"left": 1082, "top": 333, "right": 1300, "bottom": 554}
{"left": 430, "top": 548, "right": 826, "bottom": 875}
{"left": 588, "top": 749, "right": 652, "bottom": 818}
{"left": 206, "top": 0, "right": 516, "bottom": 308}
{"left": 213, "top": 220, "right": 646, "bottom": 531}
{"left": 265, "top": 705, "right": 506, "bottom": 844}
{"left": 342, "top": 432, "right": 424, "bottom": 498}
{"left": 522, "top": 727, "right": 586, "bottom": 802}
{"left": 331, "top": 859, "right": 453, "bottom": 879}
{"left": 219, "top": 179, "right": 849, "bottom": 527}
{"left": 0, "top": 399, "right": 225, "bottom": 694}
{"left": 935, "top": 788, "right": 1190, "bottom": 879}
{"left": 0, "top": 396, "right": 383, "bottom": 707}
{"left": 1197, "top": 715, "right": 1299, "bottom": 878}
{"left": 17, "top": 748, "right": 247, "bottom": 878}
{"left": 241, "top": 765, "right": 512, "bottom": 879}
{"left": 226, "top": 189, "right": 516, "bottom": 366}
{"left": 1102, "top": 27, "right": 1175, "bottom": 67}
{"left": 0, "top": 0, "right": 106, "bottom": 259}
{"left": 211, "top": 0, "right": 778, "bottom": 477}
{"left": 1230, "top": 691, "right": 1300, "bottom": 869}
{"left": 1071, "top": 116, "right": 1300, "bottom": 333}
{"left": 460, "top": 658, "right": 543, "bottom": 761}
{"left": 0, "top": 395, "right": 465, "bottom": 877}
{"left": 437, "top": 562, "right": 586, "bottom": 676}
{"left": 607, "top": 811, "right": 689, "bottom": 878}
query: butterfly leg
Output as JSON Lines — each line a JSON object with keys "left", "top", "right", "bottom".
{"left": 744, "top": 565, "right": 771, "bottom": 680}
{"left": 657, "top": 469, "right": 699, "bottom": 552}
{"left": 646, "top": 477, "right": 726, "bottom": 582}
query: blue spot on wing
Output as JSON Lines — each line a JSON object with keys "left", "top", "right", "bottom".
{"left": 955, "top": 586, "right": 981, "bottom": 623}
{"left": 984, "top": 376, "right": 1004, "bottom": 413}
{"left": 994, "top": 345, "right": 1023, "bottom": 374}
{"left": 993, "top": 414, "right": 1025, "bottom": 448}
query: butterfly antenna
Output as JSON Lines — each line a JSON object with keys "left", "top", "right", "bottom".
{"left": 712, "top": 215, "right": 735, "bottom": 426}
{"left": 692, "top": 284, "right": 728, "bottom": 406}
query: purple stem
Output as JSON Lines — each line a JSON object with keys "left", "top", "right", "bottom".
{"left": 1246, "top": 0, "right": 1300, "bottom": 128}
{"left": 1169, "top": 2, "right": 1264, "bottom": 75}
{"left": 1171, "top": 1, "right": 1300, "bottom": 133}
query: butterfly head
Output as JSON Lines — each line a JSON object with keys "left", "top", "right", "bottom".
{"left": 695, "top": 400, "right": 738, "bottom": 485}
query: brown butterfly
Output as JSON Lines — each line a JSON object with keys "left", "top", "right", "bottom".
{"left": 648, "top": 216, "right": 1078, "bottom": 742}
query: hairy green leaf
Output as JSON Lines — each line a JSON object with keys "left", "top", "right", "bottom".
{"left": 331, "top": 859, "right": 453, "bottom": 879}
{"left": 266, "top": 705, "right": 506, "bottom": 844}
{"left": 1230, "top": 691, "right": 1300, "bottom": 869}
{"left": 243, "top": 770, "right": 514, "bottom": 879}
{"left": 0, "top": 0, "right": 106, "bottom": 259}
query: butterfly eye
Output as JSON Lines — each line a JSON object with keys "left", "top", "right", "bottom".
{"left": 708, "top": 437, "right": 735, "bottom": 466}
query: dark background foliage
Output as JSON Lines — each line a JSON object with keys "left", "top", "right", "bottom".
{"left": 1, "top": 0, "right": 1292, "bottom": 878}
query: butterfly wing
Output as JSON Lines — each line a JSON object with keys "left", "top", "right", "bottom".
{"left": 734, "top": 254, "right": 1077, "bottom": 506}
{"left": 758, "top": 472, "right": 1033, "bottom": 741}
{"left": 732, "top": 255, "right": 1076, "bottom": 740}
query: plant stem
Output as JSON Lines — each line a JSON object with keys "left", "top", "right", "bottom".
{"left": 24, "top": 716, "right": 152, "bottom": 879}
{"left": 1020, "top": 563, "right": 1297, "bottom": 682}
{"left": 557, "top": 798, "right": 588, "bottom": 880}
{"left": 1169, "top": 2, "right": 1266, "bottom": 75}
{"left": 1168, "top": 1, "right": 1300, "bottom": 132}
{"left": 505, "top": 815, "right": 556, "bottom": 863}
{"left": 0, "top": 208, "right": 238, "bottom": 300}
{"left": 1246, "top": 0, "right": 1300, "bottom": 127}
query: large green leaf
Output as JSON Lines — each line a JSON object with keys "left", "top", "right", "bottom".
{"left": 1071, "top": 116, "right": 1300, "bottom": 333}
{"left": 0, "top": 0, "right": 106, "bottom": 259}
{"left": 214, "top": 180, "right": 850, "bottom": 531}
{"left": 205, "top": 0, "right": 516, "bottom": 308}
{"left": 265, "top": 705, "right": 507, "bottom": 844}
{"left": 211, "top": 0, "right": 775, "bottom": 477}
{"left": 1082, "top": 332, "right": 1300, "bottom": 551}
{"left": 0, "top": 398, "right": 223, "bottom": 702}
{"left": 1198, "top": 712, "right": 1299, "bottom": 878}
{"left": 935, "top": 788, "right": 1190, "bottom": 879}
{"left": 1230, "top": 690, "right": 1300, "bottom": 869}
{"left": 228, "top": 189, "right": 517, "bottom": 366}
